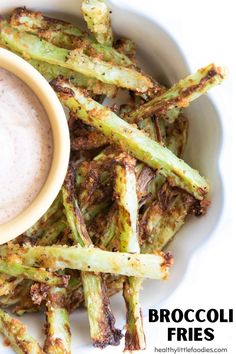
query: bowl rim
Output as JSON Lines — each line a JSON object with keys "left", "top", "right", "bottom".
{"left": 0, "top": 48, "right": 70, "bottom": 244}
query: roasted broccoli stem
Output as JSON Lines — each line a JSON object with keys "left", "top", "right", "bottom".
{"left": 0, "top": 23, "right": 152, "bottom": 92}
{"left": 0, "top": 36, "right": 118, "bottom": 97}
{"left": 62, "top": 168, "right": 91, "bottom": 247}
{"left": 62, "top": 275, "right": 125, "bottom": 314}
{"left": 123, "top": 277, "right": 145, "bottom": 350}
{"left": 80, "top": 271, "right": 122, "bottom": 347}
{"left": 51, "top": 78, "right": 209, "bottom": 200}
{"left": 0, "top": 260, "right": 69, "bottom": 287}
{"left": 76, "top": 146, "right": 119, "bottom": 213}
{"left": 29, "top": 60, "right": 117, "bottom": 97}
{"left": 114, "top": 154, "right": 146, "bottom": 350}
{"left": 35, "top": 30, "right": 130, "bottom": 65}
{"left": 81, "top": 0, "right": 113, "bottom": 46}
{"left": 141, "top": 183, "right": 208, "bottom": 253}
{"left": 114, "top": 154, "right": 139, "bottom": 253}
{"left": 0, "top": 308, "right": 44, "bottom": 354}
{"left": 44, "top": 287, "right": 71, "bottom": 354}
{"left": 10, "top": 8, "right": 130, "bottom": 65}
{"left": 125, "top": 64, "right": 226, "bottom": 123}
{"left": 0, "top": 244, "right": 172, "bottom": 279}
{"left": 62, "top": 167, "right": 122, "bottom": 347}
{"left": 10, "top": 7, "right": 84, "bottom": 36}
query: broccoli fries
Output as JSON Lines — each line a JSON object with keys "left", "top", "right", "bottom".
{"left": 0, "top": 23, "right": 152, "bottom": 92}
{"left": 0, "top": 309, "right": 44, "bottom": 354}
{"left": 126, "top": 64, "right": 226, "bottom": 123}
{"left": 81, "top": 0, "right": 113, "bottom": 46}
{"left": 0, "top": 244, "right": 172, "bottom": 279}
{"left": 10, "top": 8, "right": 131, "bottom": 66}
{"left": 51, "top": 78, "right": 209, "bottom": 200}
{"left": 114, "top": 154, "right": 146, "bottom": 350}
{"left": 62, "top": 167, "right": 121, "bottom": 347}
{"left": 0, "top": 4, "right": 226, "bottom": 353}
{"left": 0, "top": 260, "right": 69, "bottom": 287}
{"left": 44, "top": 287, "right": 71, "bottom": 354}
{"left": 29, "top": 60, "right": 118, "bottom": 97}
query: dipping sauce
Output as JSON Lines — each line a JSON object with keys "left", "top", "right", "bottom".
{"left": 0, "top": 68, "right": 53, "bottom": 224}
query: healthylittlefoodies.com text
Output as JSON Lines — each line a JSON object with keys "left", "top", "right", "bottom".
{"left": 149, "top": 308, "right": 233, "bottom": 343}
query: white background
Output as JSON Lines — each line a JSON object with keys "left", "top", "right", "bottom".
{"left": 0, "top": 0, "right": 235, "bottom": 353}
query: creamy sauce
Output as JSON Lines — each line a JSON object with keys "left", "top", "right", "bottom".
{"left": 0, "top": 68, "right": 53, "bottom": 224}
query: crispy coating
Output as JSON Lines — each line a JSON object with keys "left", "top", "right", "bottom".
{"left": 0, "top": 308, "right": 44, "bottom": 353}
{"left": 50, "top": 77, "right": 209, "bottom": 199}
{"left": 30, "top": 283, "right": 50, "bottom": 305}
{"left": 126, "top": 64, "right": 226, "bottom": 123}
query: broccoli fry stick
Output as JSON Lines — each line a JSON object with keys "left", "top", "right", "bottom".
{"left": 114, "top": 155, "right": 139, "bottom": 253}
{"left": 35, "top": 30, "right": 130, "bottom": 65}
{"left": 141, "top": 182, "right": 208, "bottom": 254}
{"left": 0, "top": 24, "right": 152, "bottom": 92}
{"left": 125, "top": 64, "right": 226, "bottom": 123}
{"left": 76, "top": 146, "right": 121, "bottom": 213}
{"left": 10, "top": 7, "right": 85, "bottom": 36}
{"left": 63, "top": 275, "right": 125, "bottom": 313}
{"left": 51, "top": 78, "right": 209, "bottom": 200}
{"left": 62, "top": 169, "right": 90, "bottom": 247}
{"left": 0, "top": 245, "right": 172, "bottom": 280}
{"left": 62, "top": 167, "right": 122, "bottom": 347}
{"left": 44, "top": 287, "right": 71, "bottom": 354}
{"left": 0, "top": 260, "right": 69, "bottom": 287}
{"left": 141, "top": 198, "right": 188, "bottom": 254}
{"left": 0, "top": 308, "right": 45, "bottom": 354}
{"left": 29, "top": 60, "right": 117, "bottom": 97}
{"left": 81, "top": 0, "right": 113, "bottom": 46}
{"left": 123, "top": 277, "right": 144, "bottom": 350}
{"left": 10, "top": 8, "right": 126, "bottom": 64}
{"left": 81, "top": 271, "right": 122, "bottom": 347}
{"left": 0, "top": 37, "right": 118, "bottom": 97}
{"left": 114, "top": 154, "right": 146, "bottom": 350}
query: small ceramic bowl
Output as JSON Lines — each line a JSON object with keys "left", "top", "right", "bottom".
{"left": 0, "top": 48, "right": 70, "bottom": 244}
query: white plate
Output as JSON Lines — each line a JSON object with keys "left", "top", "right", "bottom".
{"left": 0, "top": 1, "right": 224, "bottom": 353}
